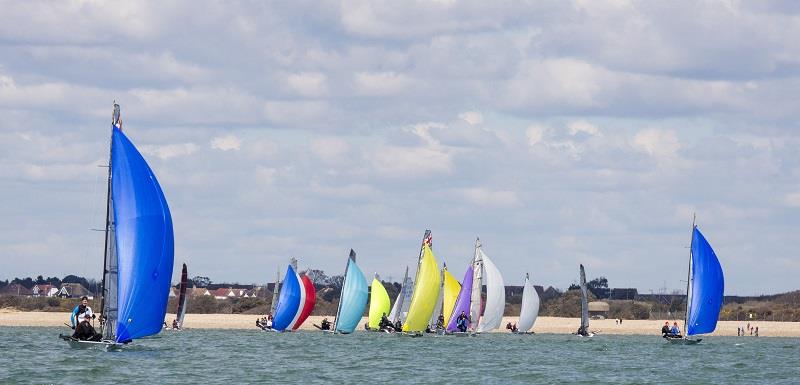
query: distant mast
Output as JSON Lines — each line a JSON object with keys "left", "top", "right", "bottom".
{"left": 270, "top": 270, "right": 281, "bottom": 315}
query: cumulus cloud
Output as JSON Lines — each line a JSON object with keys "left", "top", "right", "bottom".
{"left": 211, "top": 135, "right": 241, "bottom": 151}
{"left": 459, "top": 111, "right": 483, "bottom": 125}
{"left": 632, "top": 128, "right": 680, "bottom": 158}
{"left": 141, "top": 143, "right": 198, "bottom": 160}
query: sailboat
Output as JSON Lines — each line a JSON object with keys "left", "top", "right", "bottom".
{"left": 470, "top": 238, "right": 506, "bottom": 334}
{"left": 271, "top": 259, "right": 309, "bottom": 332}
{"left": 429, "top": 264, "right": 460, "bottom": 333}
{"left": 368, "top": 274, "right": 390, "bottom": 331}
{"left": 329, "top": 250, "right": 369, "bottom": 334}
{"left": 513, "top": 273, "right": 540, "bottom": 334}
{"left": 401, "top": 230, "right": 441, "bottom": 335}
{"left": 387, "top": 266, "right": 412, "bottom": 328}
{"left": 445, "top": 265, "right": 473, "bottom": 334}
{"left": 575, "top": 264, "right": 594, "bottom": 337}
{"left": 171, "top": 263, "right": 189, "bottom": 330}
{"left": 60, "top": 103, "right": 175, "bottom": 349}
{"left": 666, "top": 217, "right": 725, "bottom": 344}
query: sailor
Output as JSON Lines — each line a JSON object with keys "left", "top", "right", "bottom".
{"left": 456, "top": 311, "right": 468, "bottom": 332}
{"left": 320, "top": 317, "right": 331, "bottom": 331}
{"left": 436, "top": 314, "right": 445, "bottom": 330}
{"left": 512, "top": 323, "right": 518, "bottom": 332}
{"left": 172, "top": 319, "right": 179, "bottom": 329}
{"left": 72, "top": 312, "right": 100, "bottom": 341}
{"left": 394, "top": 319, "right": 402, "bottom": 331}
{"left": 266, "top": 314, "right": 274, "bottom": 329}
{"left": 379, "top": 313, "right": 393, "bottom": 331}
{"left": 256, "top": 318, "right": 263, "bottom": 329}
{"left": 670, "top": 322, "right": 681, "bottom": 338}
{"left": 70, "top": 296, "right": 94, "bottom": 330}
{"left": 661, "top": 321, "right": 671, "bottom": 337}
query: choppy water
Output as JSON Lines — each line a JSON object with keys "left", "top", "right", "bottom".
{"left": 0, "top": 327, "right": 797, "bottom": 384}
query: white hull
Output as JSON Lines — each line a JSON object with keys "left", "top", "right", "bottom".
{"left": 60, "top": 335, "right": 124, "bottom": 351}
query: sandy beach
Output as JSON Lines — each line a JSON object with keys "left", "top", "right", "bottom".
{"left": 2, "top": 310, "right": 798, "bottom": 337}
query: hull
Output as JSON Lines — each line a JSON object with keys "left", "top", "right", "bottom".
{"left": 59, "top": 334, "right": 124, "bottom": 351}
{"left": 665, "top": 336, "right": 702, "bottom": 345}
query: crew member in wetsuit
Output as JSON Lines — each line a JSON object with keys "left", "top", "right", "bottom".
{"left": 661, "top": 321, "right": 671, "bottom": 337}
{"left": 576, "top": 325, "right": 589, "bottom": 336}
{"left": 70, "top": 296, "right": 94, "bottom": 330}
{"left": 320, "top": 317, "right": 331, "bottom": 331}
{"left": 72, "top": 313, "right": 100, "bottom": 341}
{"left": 436, "top": 314, "right": 445, "bottom": 330}
{"left": 172, "top": 319, "right": 179, "bottom": 330}
{"left": 378, "top": 313, "right": 394, "bottom": 331}
{"left": 394, "top": 319, "right": 402, "bottom": 331}
{"left": 456, "top": 311, "right": 468, "bottom": 332}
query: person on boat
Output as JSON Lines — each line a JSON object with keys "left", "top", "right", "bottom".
{"left": 661, "top": 321, "right": 671, "bottom": 337}
{"left": 69, "top": 296, "right": 94, "bottom": 330}
{"left": 394, "top": 319, "right": 402, "bottom": 332}
{"left": 506, "top": 322, "right": 513, "bottom": 331}
{"left": 576, "top": 325, "right": 589, "bottom": 336}
{"left": 320, "top": 317, "right": 331, "bottom": 331}
{"left": 256, "top": 318, "right": 263, "bottom": 329}
{"left": 456, "top": 311, "right": 468, "bottom": 332}
{"left": 72, "top": 312, "right": 101, "bottom": 341}
{"left": 266, "top": 314, "right": 274, "bottom": 329}
{"left": 436, "top": 314, "right": 445, "bottom": 330}
{"left": 378, "top": 313, "right": 395, "bottom": 332}
{"left": 172, "top": 319, "right": 179, "bottom": 330}
{"left": 670, "top": 322, "right": 682, "bottom": 338}
{"left": 512, "top": 323, "right": 518, "bottom": 332}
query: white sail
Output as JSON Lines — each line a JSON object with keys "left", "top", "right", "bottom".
{"left": 579, "top": 264, "right": 589, "bottom": 332}
{"left": 517, "top": 273, "right": 540, "bottom": 332}
{"left": 468, "top": 240, "right": 483, "bottom": 332}
{"left": 476, "top": 246, "right": 505, "bottom": 332}
{"left": 389, "top": 267, "right": 412, "bottom": 324}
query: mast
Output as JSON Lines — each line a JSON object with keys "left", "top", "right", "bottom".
{"left": 412, "top": 230, "right": 431, "bottom": 292}
{"left": 333, "top": 249, "right": 356, "bottom": 332}
{"left": 99, "top": 102, "right": 120, "bottom": 340}
{"left": 683, "top": 213, "right": 696, "bottom": 337}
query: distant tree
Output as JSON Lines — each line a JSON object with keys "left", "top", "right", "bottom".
{"left": 11, "top": 277, "right": 35, "bottom": 289}
{"left": 568, "top": 283, "right": 580, "bottom": 291}
{"left": 191, "top": 276, "right": 211, "bottom": 288}
{"left": 326, "top": 275, "right": 344, "bottom": 289}
{"left": 0, "top": 279, "right": 8, "bottom": 290}
{"left": 62, "top": 275, "right": 90, "bottom": 289}
{"left": 588, "top": 277, "right": 608, "bottom": 290}
{"left": 36, "top": 275, "right": 46, "bottom": 284}
{"left": 46, "top": 276, "right": 62, "bottom": 287}
{"left": 305, "top": 269, "right": 328, "bottom": 285}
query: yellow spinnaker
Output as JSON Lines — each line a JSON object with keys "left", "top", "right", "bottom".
{"left": 442, "top": 268, "right": 461, "bottom": 323}
{"left": 368, "top": 278, "right": 391, "bottom": 329}
{"left": 403, "top": 245, "right": 441, "bottom": 332}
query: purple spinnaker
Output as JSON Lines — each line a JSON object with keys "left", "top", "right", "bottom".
{"left": 446, "top": 265, "right": 473, "bottom": 332}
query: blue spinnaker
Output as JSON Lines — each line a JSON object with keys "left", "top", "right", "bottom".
{"left": 112, "top": 125, "right": 174, "bottom": 343}
{"left": 272, "top": 265, "right": 302, "bottom": 331}
{"left": 335, "top": 258, "right": 369, "bottom": 334}
{"left": 687, "top": 227, "right": 724, "bottom": 336}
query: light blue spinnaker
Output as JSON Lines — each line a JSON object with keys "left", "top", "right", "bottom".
{"left": 686, "top": 227, "right": 724, "bottom": 336}
{"left": 111, "top": 125, "right": 175, "bottom": 343}
{"left": 272, "top": 265, "right": 303, "bottom": 331}
{"left": 334, "top": 255, "right": 369, "bottom": 334}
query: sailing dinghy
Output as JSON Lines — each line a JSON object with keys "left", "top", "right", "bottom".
{"left": 513, "top": 273, "right": 539, "bottom": 334}
{"left": 328, "top": 250, "right": 369, "bottom": 334}
{"left": 666, "top": 217, "right": 724, "bottom": 344}
{"left": 60, "top": 103, "right": 175, "bottom": 350}
{"left": 271, "top": 259, "right": 308, "bottom": 332}
{"left": 445, "top": 265, "right": 473, "bottom": 335}
{"left": 171, "top": 263, "right": 189, "bottom": 330}
{"left": 401, "top": 231, "right": 441, "bottom": 336}
{"left": 470, "top": 238, "right": 505, "bottom": 335}
{"left": 575, "top": 264, "right": 594, "bottom": 337}
{"left": 368, "top": 274, "right": 391, "bottom": 331}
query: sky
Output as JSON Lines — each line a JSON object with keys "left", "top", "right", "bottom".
{"left": 1, "top": 1, "right": 799, "bottom": 295}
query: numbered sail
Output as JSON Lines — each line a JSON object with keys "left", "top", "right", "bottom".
{"left": 272, "top": 265, "right": 304, "bottom": 331}
{"left": 111, "top": 125, "right": 174, "bottom": 343}
{"left": 518, "top": 273, "right": 540, "bottom": 332}
{"left": 175, "top": 264, "right": 188, "bottom": 329}
{"left": 334, "top": 257, "right": 369, "bottom": 334}
{"left": 447, "top": 265, "right": 473, "bottom": 332}
{"left": 402, "top": 245, "right": 441, "bottom": 332}
{"left": 292, "top": 274, "right": 316, "bottom": 330}
{"left": 686, "top": 227, "right": 724, "bottom": 336}
{"left": 579, "top": 264, "right": 589, "bottom": 332}
{"left": 476, "top": 247, "right": 505, "bottom": 332}
{"left": 368, "top": 277, "right": 391, "bottom": 329}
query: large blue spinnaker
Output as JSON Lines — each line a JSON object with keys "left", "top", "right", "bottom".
{"left": 686, "top": 227, "right": 724, "bottom": 336}
{"left": 272, "top": 265, "right": 302, "bottom": 331}
{"left": 334, "top": 257, "right": 369, "bottom": 334}
{"left": 111, "top": 125, "right": 174, "bottom": 343}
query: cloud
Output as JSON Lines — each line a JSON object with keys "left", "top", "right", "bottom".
{"left": 785, "top": 192, "right": 800, "bottom": 207}
{"left": 285, "top": 72, "right": 328, "bottom": 97}
{"left": 140, "top": 143, "right": 198, "bottom": 160}
{"left": 354, "top": 71, "right": 414, "bottom": 96}
{"left": 211, "top": 135, "right": 242, "bottom": 151}
{"left": 310, "top": 137, "right": 351, "bottom": 165}
{"left": 459, "top": 111, "right": 483, "bottom": 125}
{"left": 632, "top": 128, "right": 680, "bottom": 158}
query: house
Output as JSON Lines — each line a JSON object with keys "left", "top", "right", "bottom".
{"left": 32, "top": 284, "right": 58, "bottom": 297}
{"left": 0, "top": 283, "right": 33, "bottom": 296}
{"left": 189, "top": 287, "right": 211, "bottom": 297}
{"left": 212, "top": 288, "right": 236, "bottom": 300}
{"left": 588, "top": 301, "right": 610, "bottom": 319}
{"left": 57, "top": 283, "right": 94, "bottom": 300}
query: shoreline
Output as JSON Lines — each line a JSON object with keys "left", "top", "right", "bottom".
{"left": 1, "top": 311, "right": 798, "bottom": 337}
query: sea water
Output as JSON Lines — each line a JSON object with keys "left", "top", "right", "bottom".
{"left": 0, "top": 327, "right": 797, "bottom": 384}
